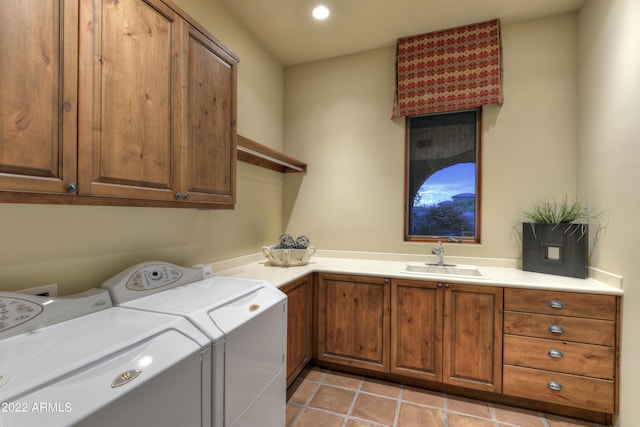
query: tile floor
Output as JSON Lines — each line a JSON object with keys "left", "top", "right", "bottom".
{"left": 286, "top": 366, "right": 610, "bottom": 427}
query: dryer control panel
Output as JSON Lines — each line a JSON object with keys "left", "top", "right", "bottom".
{"left": 125, "top": 263, "right": 185, "bottom": 291}
{"left": 102, "top": 261, "right": 213, "bottom": 304}
{"left": 0, "top": 296, "right": 43, "bottom": 332}
{"left": 0, "top": 289, "right": 112, "bottom": 340}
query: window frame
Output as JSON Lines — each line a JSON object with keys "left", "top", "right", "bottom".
{"left": 403, "top": 107, "right": 482, "bottom": 244}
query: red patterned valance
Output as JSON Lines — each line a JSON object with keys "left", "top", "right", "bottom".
{"left": 392, "top": 19, "right": 502, "bottom": 118}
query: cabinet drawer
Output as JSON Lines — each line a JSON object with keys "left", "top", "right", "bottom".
{"left": 504, "top": 289, "right": 616, "bottom": 320}
{"left": 504, "top": 335, "right": 614, "bottom": 379}
{"left": 504, "top": 312, "right": 615, "bottom": 346}
{"left": 503, "top": 365, "right": 614, "bottom": 413}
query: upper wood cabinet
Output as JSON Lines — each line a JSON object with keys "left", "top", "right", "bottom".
{"left": 0, "top": 0, "right": 78, "bottom": 195}
{"left": 78, "top": 0, "right": 183, "bottom": 201}
{"left": 1, "top": 0, "right": 238, "bottom": 208}
{"left": 181, "top": 24, "right": 237, "bottom": 204}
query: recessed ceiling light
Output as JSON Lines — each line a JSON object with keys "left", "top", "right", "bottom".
{"left": 312, "top": 5, "right": 330, "bottom": 20}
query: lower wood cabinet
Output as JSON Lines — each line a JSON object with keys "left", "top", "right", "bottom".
{"left": 289, "top": 272, "right": 620, "bottom": 420}
{"left": 281, "top": 275, "right": 313, "bottom": 387}
{"left": 391, "top": 280, "right": 503, "bottom": 393}
{"left": 443, "top": 282, "right": 503, "bottom": 392}
{"left": 391, "top": 280, "right": 442, "bottom": 382}
{"left": 314, "top": 274, "right": 502, "bottom": 392}
{"left": 502, "top": 288, "right": 620, "bottom": 414}
{"left": 503, "top": 365, "right": 615, "bottom": 413}
{"left": 316, "top": 274, "right": 390, "bottom": 372}
{"left": 503, "top": 335, "right": 615, "bottom": 379}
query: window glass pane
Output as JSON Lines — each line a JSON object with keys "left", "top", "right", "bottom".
{"left": 406, "top": 109, "right": 479, "bottom": 241}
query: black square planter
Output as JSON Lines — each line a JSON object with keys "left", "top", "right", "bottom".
{"left": 522, "top": 223, "right": 588, "bottom": 279}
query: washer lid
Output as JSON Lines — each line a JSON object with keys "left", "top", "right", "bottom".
{"left": 0, "top": 307, "right": 210, "bottom": 401}
{"left": 119, "top": 276, "right": 278, "bottom": 341}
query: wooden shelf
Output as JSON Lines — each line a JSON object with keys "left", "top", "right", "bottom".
{"left": 237, "top": 135, "right": 307, "bottom": 173}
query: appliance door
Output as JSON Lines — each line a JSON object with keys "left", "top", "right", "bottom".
{"left": 209, "top": 287, "right": 286, "bottom": 427}
{"left": 0, "top": 330, "right": 209, "bottom": 427}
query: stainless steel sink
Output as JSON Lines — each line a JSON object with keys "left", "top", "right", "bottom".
{"left": 402, "top": 263, "right": 489, "bottom": 279}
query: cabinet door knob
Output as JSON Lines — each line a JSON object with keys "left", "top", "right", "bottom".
{"left": 183, "top": 193, "right": 189, "bottom": 200}
{"left": 547, "top": 381, "right": 563, "bottom": 391}
{"left": 547, "top": 349, "right": 564, "bottom": 358}
{"left": 384, "top": 279, "right": 389, "bottom": 284}
{"left": 548, "top": 324, "right": 565, "bottom": 334}
{"left": 444, "top": 283, "right": 450, "bottom": 289}
{"left": 67, "top": 183, "right": 78, "bottom": 193}
{"left": 548, "top": 300, "right": 565, "bottom": 309}
{"left": 437, "top": 283, "right": 443, "bottom": 288}
{"left": 175, "top": 193, "right": 182, "bottom": 200}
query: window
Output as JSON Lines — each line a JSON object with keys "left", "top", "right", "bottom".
{"left": 405, "top": 109, "right": 481, "bottom": 242}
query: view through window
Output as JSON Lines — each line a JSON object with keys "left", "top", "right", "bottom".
{"left": 406, "top": 109, "right": 480, "bottom": 242}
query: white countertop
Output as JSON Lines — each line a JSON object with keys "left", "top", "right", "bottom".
{"left": 213, "top": 250, "right": 623, "bottom": 296}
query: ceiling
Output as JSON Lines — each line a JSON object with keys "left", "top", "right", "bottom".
{"left": 218, "top": 0, "right": 585, "bottom": 66}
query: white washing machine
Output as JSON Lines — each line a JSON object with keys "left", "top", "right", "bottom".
{"left": 101, "top": 261, "right": 287, "bottom": 427}
{"left": 0, "top": 289, "right": 212, "bottom": 427}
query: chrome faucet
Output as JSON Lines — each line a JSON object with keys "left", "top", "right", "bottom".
{"left": 431, "top": 241, "right": 445, "bottom": 266}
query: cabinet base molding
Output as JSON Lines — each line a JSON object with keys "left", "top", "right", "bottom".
{"left": 308, "top": 360, "right": 613, "bottom": 426}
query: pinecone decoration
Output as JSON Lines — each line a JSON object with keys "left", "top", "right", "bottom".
{"left": 294, "top": 235, "right": 310, "bottom": 249}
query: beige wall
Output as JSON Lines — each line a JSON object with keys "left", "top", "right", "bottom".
{"left": 2, "top": 0, "right": 635, "bottom": 421}
{"left": 0, "top": 0, "right": 285, "bottom": 294}
{"left": 283, "top": 14, "right": 579, "bottom": 260}
{"left": 578, "top": 0, "right": 640, "bottom": 424}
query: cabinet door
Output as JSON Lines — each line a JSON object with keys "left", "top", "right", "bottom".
{"left": 282, "top": 275, "right": 312, "bottom": 387}
{"left": 78, "top": 0, "right": 182, "bottom": 201}
{"left": 391, "top": 280, "right": 443, "bottom": 381}
{"left": 181, "top": 25, "right": 237, "bottom": 205}
{"left": 0, "top": 0, "right": 78, "bottom": 194}
{"left": 443, "top": 283, "right": 503, "bottom": 392}
{"left": 317, "top": 274, "right": 390, "bottom": 372}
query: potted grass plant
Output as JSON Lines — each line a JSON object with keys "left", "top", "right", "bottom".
{"left": 520, "top": 197, "right": 597, "bottom": 279}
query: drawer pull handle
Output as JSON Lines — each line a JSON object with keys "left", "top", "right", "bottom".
{"left": 547, "top": 381, "right": 563, "bottom": 391}
{"left": 548, "top": 324, "right": 565, "bottom": 334}
{"left": 548, "top": 300, "right": 565, "bottom": 309}
{"left": 547, "top": 349, "right": 564, "bottom": 358}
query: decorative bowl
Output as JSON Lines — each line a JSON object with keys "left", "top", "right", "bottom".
{"left": 261, "top": 246, "right": 317, "bottom": 267}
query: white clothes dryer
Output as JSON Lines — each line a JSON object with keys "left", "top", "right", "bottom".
{"left": 101, "top": 261, "right": 287, "bottom": 427}
{"left": 0, "top": 289, "right": 212, "bottom": 427}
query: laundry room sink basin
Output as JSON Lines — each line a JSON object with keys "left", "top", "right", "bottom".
{"left": 402, "top": 263, "right": 489, "bottom": 280}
